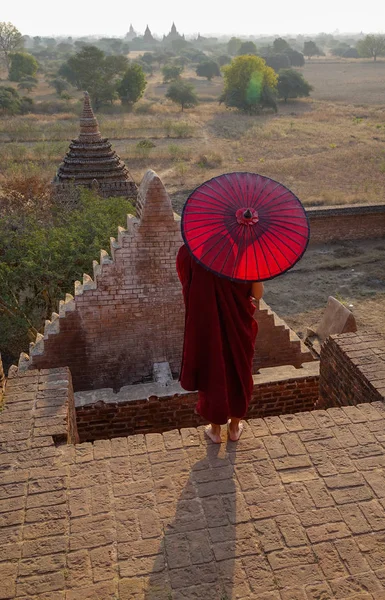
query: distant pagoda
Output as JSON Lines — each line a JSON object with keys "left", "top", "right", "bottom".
{"left": 53, "top": 92, "right": 137, "bottom": 200}
{"left": 163, "top": 22, "right": 185, "bottom": 45}
{"left": 143, "top": 25, "right": 155, "bottom": 43}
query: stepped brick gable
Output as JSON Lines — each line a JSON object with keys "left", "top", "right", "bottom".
{"left": 53, "top": 92, "right": 137, "bottom": 199}
{"left": 22, "top": 170, "right": 313, "bottom": 392}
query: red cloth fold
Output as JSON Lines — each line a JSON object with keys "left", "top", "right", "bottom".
{"left": 177, "top": 244, "right": 258, "bottom": 425}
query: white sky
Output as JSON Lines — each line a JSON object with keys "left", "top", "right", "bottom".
{"left": 3, "top": 0, "right": 384, "bottom": 38}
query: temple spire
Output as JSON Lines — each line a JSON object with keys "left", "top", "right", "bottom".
{"left": 79, "top": 91, "right": 101, "bottom": 143}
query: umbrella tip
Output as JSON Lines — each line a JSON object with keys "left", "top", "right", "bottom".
{"left": 244, "top": 209, "right": 253, "bottom": 219}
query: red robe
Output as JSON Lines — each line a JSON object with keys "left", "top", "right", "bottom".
{"left": 176, "top": 244, "right": 258, "bottom": 425}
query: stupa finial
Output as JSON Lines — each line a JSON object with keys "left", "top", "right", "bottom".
{"left": 79, "top": 91, "right": 101, "bottom": 142}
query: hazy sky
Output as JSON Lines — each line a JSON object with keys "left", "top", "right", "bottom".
{"left": 3, "top": 0, "right": 384, "bottom": 37}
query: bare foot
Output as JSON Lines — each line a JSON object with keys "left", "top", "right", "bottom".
{"left": 204, "top": 425, "right": 222, "bottom": 444}
{"left": 228, "top": 420, "right": 244, "bottom": 442}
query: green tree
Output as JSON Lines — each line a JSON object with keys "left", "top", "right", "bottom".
{"left": 0, "top": 22, "right": 23, "bottom": 75}
{"left": 217, "top": 54, "right": 231, "bottom": 66}
{"left": 196, "top": 60, "right": 220, "bottom": 80}
{"left": 48, "top": 77, "right": 70, "bottom": 95}
{"left": 117, "top": 63, "right": 147, "bottom": 108}
{"left": 17, "top": 76, "right": 38, "bottom": 93}
{"left": 264, "top": 54, "right": 290, "bottom": 71}
{"left": 303, "top": 41, "right": 321, "bottom": 59}
{"left": 162, "top": 64, "right": 182, "bottom": 83}
{"left": 58, "top": 45, "right": 128, "bottom": 108}
{"left": 9, "top": 52, "right": 38, "bottom": 82}
{"left": 273, "top": 38, "right": 291, "bottom": 53}
{"left": 277, "top": 68, "right": 313, "bottom": 102}
{"left": 220, "top": 55, "right": 278, "bottom": 113}
{"left": 166, "top": 80, "right": 198, "bottom": 111}
{"left": 285, "top": 49, "right": 305, "bottom": 67}
{"left": 237, "top": 41, "right": 257, "bottom": 55}
{"left": 227, "top": 37, "right": 242, "bottom": 56}
{"left": 357, "top": 35, "right": 385, "bottom": 62}
{"left": 0, "top": 187, "right": 135, "bottom": 367}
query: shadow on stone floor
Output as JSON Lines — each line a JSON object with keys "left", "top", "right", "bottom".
{"left": 144, "top": 441, "right": 238, "bottom": 600}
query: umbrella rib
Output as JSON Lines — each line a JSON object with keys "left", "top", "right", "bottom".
{"left": 259, "top": 182, "right": 282, "bottom": 206}
{"left": 187, "top": 221, "right": 232, "bottom": 244}
{"left": 249, "top": 225, "right": 260, "bottom": 281}
{"left": 261, "top": 226, "right": 302, "bottom": 256}
{"left": 262, "top": 229, "right": 297, "bottom": 267}
{"left": 263, "top": 223, "right": 306, "bottom": 248}
{"left": 187, "top": 196, "right": 236, "bottom": 211}
{"left": 204, "top": 182, "right": 240, "bottom": 210}
{"left": 259, "top": 231, "right": 287, "bottom": 273}
{"left": 190, "top": 190, "right": 238, "bottom": 210}
{"left": 209, "top": 177, "right": 245, "bottom": 210}
{"left": 190, "top": 221, "right": 241, "bottom": 253}
{"left": 203, "top": 224, "right": 240, "bottom": 268}
{"left": 258, "top": 187, "right": 288, "bottom": 208}
{"left": 261, "top": 227, "right": 291, "bottom": 271}
{"left": 262, "top": 221, "right": 309, "bottom": 239}
{"left": 231, "top": 224, "right": 248, "bottom": 280}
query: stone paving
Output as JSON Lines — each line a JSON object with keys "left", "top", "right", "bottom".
{"left": 2, "top": 369, "right": 385, "bottom": 599}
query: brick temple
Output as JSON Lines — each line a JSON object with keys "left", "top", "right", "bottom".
{"left": 53, "top": 92, "right": 137, "bottom": 200}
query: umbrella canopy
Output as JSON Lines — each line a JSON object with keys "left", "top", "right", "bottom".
{"left": 181, "top": 172, "right": 310, "bottom": 282}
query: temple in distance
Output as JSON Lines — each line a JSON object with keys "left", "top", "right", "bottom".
{"left": 52, "top": 92, "right": 137, "bottom": 201}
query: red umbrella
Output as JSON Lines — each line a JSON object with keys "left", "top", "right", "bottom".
{"left": 181, "top": 172, "right": 310, "bottom": 282}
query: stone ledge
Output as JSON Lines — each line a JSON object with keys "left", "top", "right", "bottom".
{"left": 74, "top": 362, "right": 320, "bottom": 408}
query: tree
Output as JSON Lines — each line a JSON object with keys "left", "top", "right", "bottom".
{"left": 264, "top": 54, "right": 291, "bottom": 71}
{"left": 331, "top": 43, "right": 350, "bottom": 57}
{"left": 273, "top": 38, "right": 291, "bottom": 53}
{"left": 237, "top": 41, "right": 257, "bottom": 55}
{"left": 17, "top": 76, "right": 38, "bottom": 93}
{"left": 227, "top": 37, "right": 242, "bottom": 56}
{"left": 303, "top": 41, "right": 321, "bottom": 59}
{"left": 117, "top": 63, "right": 146, "bottom": 108}
{"left": 217, "top": 55, "right": 231, "bottom": 67}
{"left": 277, "top": 69, "right": 313, "bottom": 102}
{"left": 0, "top": 22, "right": 23, "bottom": 75}
{"left": 196, "top": 60, "right": 220, "bottom": 81}
{"left": 166, "top": 81, "right": 198, "bottom": 111}
{"left": 285, "top": 49, "right": 305, "bottom": 67}
{"left": 58, "top": 45, "right": 128, "bottom": 108}
{"left": 48, "top": 77, "right": 70, "bottom": 95}
{"left": 0, "top": 188, "right": 135, "bottom": 366}
{"left": 220, "top": 55, "right": 278, "bottom": 114}
{"left": 357, "top": 35, "right": 385, "bottom": 62}
{"left": 9, "top": 52, "right": 39, "bottom": 82}
{"left": 162, "top": 64, "right": 182, "bottom": 83}
{"left": 343, "top": 47, "right": 359, "bottom": 59}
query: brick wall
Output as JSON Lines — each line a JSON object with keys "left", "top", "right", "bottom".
{"left": 0, "top": 353, "right": 5, "bottom": 405}
{"left": 75, "top": 363, "right": 319, "bottom": 442}
{"left": 308, "top": 204, "right": 385, "bottom": 244}
{"left": 24, "top": 170, "right": 312, "bottom": 392}
{"left": 319, "top": 332, "right": 385, "bottom": 408}
{"left": 30, "top": 171, "right": 185, "bottom": 391}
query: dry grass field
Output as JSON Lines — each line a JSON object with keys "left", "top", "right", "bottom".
{"left": 1, "top": 59, "right": 385, "bottom": 209}
{"left": 1, "top": 57, "right": 384, "bottom": 334}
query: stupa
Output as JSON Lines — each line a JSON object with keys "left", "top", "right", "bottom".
{"left": 53, "top": 92, "right": 137, "bottom": 200}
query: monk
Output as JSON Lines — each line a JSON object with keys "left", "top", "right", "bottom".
{"left": 177, "top": 244, "right": 264, "bottom": 443}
